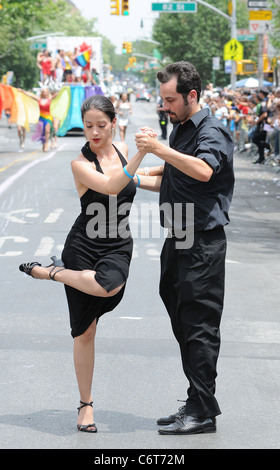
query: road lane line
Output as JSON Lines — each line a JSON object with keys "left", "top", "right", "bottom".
{"left": 0, "top": 151, "right": 39, "bottom": 173}
{"left": 0, "top": 144, "right": 68, "bottom": 197}
{"left": 119, "top": 317, "right": 143, "bottom": 320}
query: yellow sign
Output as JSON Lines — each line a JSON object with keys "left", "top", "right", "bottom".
{"left": 249, "top": 10, "right": 272, "bottom": 21}
{"left": 223, "top": 39, "right": 243, "bottom": 61}
{"left": 228, "top": 0, "right": 233, "bottom": 16}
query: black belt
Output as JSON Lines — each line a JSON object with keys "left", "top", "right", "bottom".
{"left": 167, "top": 226, "right": 223, "bottom": 238}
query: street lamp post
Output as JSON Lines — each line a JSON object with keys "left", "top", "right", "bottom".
{"left": 230, "top": 0, "right": 237, "bottom": 89}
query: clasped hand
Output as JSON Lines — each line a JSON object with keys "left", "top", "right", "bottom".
{"left": 135, "top": 127, "right": 159, "bottom": 153}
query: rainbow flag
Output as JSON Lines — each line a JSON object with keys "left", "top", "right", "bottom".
{"left": 75, "top": 49, "right": 91, "bottom": 67}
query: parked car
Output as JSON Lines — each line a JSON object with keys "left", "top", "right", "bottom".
{"left": 136, "top": 90, "right": 151, "bottom": 102}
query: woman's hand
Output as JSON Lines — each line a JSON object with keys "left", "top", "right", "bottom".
{"left": 140, "top": 127, "right": 157, "bottom": 138}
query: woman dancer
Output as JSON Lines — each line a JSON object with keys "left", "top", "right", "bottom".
{"left": 116, "top": 92, "right": 132, "bottom": 141}
{"left": 18, "top": 87, "right": 58, "bottom": 152}
{"left": 19, "top": 95, "right": 145, "bottom": 433}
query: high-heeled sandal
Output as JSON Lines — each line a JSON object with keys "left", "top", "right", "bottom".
{"left": 77, "top": 401, "right": 97, "bottom": 433}
{"left": 49, "top": 266, "right": 65, "bottom": 281}
{"left": 19, "top": 256, "right": 64, "bottom": 278}
{"left": 19, "top": 261, "right": 42, "bottom": 277}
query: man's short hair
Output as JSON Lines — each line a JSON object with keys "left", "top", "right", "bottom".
{"left": 157, "top": 61, "right": 202, "bottom": 103}
{"left": 259, "top": 87, "right": 269, "bottom": 96}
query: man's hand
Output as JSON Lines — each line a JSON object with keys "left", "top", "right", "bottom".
{"left": 135, "top": 127, "right": 164, "bottom": 154}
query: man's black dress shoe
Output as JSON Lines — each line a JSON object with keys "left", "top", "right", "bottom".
{"left": 157, "top": 404, "right": 186, "bottom": 426}
{"left": 158, "top": 415, "right": 216, "bottom": 435}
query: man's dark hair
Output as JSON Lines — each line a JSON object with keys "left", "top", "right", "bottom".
{"left": 157, "top": 61, "right": 201, "bottom": 103}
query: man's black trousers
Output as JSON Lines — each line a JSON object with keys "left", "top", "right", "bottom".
{"left": 160, "top": 227, "right": 227, "bottom": 418}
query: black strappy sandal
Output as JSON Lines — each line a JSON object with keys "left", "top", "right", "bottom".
{"left": 19, "top": 261, "right": 42, "bottom": 277}
{"left": 19, "top": 256, "right": 64, "bottom": 278}
{"left": 77, "top": 401, "right": 97, "bottom": 433}
{"left": 49, "top": 266, "right": 65, "bottom": 281}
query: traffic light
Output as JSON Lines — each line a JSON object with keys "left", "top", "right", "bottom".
{"left": 236, "top": 60, "right": 256, "bottom": 75}
{"left": 129, "top": 57, "right": 136, "bottom": 67}
{"left": 122, "top": 0, "right": 129, "bottom": 16}
{"left": 122, "top": 42, "right": 132, "bottom": 54}
{"left": 263, "top": 54, "right": 272, "bottom": 73}
{"left": 236, "top": 61, "right": 243, "bottom": 75}
{"left": 243, "top": 60, "right": 256, "bottom": 74}
{"left": 110, "top": 0, "right": 120, "bottom": 15}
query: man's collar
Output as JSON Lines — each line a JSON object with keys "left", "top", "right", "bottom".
{"left": 187, "top": 107, "right": 209, "bottom": 127}
{"left": 180, "top": 107, "right": 209, "bottom": 127}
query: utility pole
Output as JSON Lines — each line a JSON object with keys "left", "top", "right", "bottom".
{"left": 258, "top": 34, "right": 264, "bottom": 87}
{"left": 230, "top": 0, "right": 237, "bottom": 89}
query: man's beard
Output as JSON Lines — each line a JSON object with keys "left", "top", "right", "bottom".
{"left": 168, "top": 104, "right": 190, "bottom": 124}
{"left": 168, "top": 113, "right": 180, "bottom": 124}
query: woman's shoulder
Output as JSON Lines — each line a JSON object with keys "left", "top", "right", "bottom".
{"left": 71, "top": 152, "right": 87, "bottom": 167}
{"left": 114, "top": 141, "right": 128, "bottom": 160}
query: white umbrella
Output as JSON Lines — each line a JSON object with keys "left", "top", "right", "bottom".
{"left": 235, "top": 77, "right": 273, "bottom": 88}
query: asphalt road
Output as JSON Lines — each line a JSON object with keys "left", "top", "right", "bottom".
{"left": 0, "top": 97, "right": 280, "bottom": 450}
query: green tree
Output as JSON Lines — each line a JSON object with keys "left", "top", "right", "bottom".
{"left": 152, "top": 0, "right": 257, "bottom": 87}
{"left": 0, "top": 0, "right": 67, "bottom": 87}
{"left": 269, "top": 0, "right": 280, "bottom": 50}
{"left": 0, "top": 0, "right": 124, "bottom": 88}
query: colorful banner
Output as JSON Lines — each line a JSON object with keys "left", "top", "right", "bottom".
{"left": 0, "top": 84, "right": 103, "bottom": 135}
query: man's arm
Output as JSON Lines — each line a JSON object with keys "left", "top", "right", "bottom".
{"left": 135, "top": 132, "right": 213, "bottom": 182}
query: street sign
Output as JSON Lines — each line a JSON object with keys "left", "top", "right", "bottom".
{"left": 249, "top": 20, "right": 271, "bottom": 34}
{"left": 225, "top": 60, "right": 232, "bottom": 74}
{"left": 223, "top": 39, "right": 244, "bottom": 61}
{"left": 247, "top": 0, "right": 267, "bottom": 8}
{"left": 212, "top": 57, "right": 220, "bottom": 71}
{"left": 30, "top": 42, "right": 47, "bottom": 50}
{"left": 237, "top": 34, "right": 256, "bottom": 41}
{"left": 151, "top": 2, "right": 197, "bottom": 13}
{"left": 249, "top": 10, "right": 272, "bottom": 20}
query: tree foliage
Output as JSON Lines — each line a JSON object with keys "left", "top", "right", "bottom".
{"left": 269, "top": 0, "right": 280, "bottom": 50}
{"left": 0, "top": 0, "right": 68, "bottom": 87}
{"left": 0, "top": 0, "right": 114, "bottom": 88}
{"left": 152, "top": 0, "right": 257, "bottom": 87}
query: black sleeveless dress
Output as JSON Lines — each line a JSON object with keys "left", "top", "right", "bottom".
{"left": 62, "top": 142, "right": 136, "bottom": 338}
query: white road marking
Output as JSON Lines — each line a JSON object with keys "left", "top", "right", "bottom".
{"left": 0, "top": 144, "right": 68, "bottom": 197}
{"left": 0, "top": 235, "right": 28, "bottom": 256}
{"left": 119, "top": 317, "right": 143, "bottom": 320}
{"left": 43, "top": 208, "right": 64, "bottom": 224}
{"left": 34, "top": 237, "right": 55, "bottom": 257}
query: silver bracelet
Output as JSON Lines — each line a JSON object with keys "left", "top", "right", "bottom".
{"left": 144, "top": 167, "right": 150, "bottom": 176}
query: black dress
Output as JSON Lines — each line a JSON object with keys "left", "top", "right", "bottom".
{"left": 62, "top": 142, "right": 136, "bottom": 338}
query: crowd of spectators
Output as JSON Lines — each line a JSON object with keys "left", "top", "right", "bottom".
{"left": 36, "top": 49, "right": 99, "bottom": 87}
{"left": 200, "top": 83, "right": 280, "bottom": 166}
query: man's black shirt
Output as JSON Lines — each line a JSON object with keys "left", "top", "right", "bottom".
{"left": 159, "top": 108, "right": 235, "bottom": 232}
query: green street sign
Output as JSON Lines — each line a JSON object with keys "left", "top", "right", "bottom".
{"left": 152, "top": 2, "right": 197, "bottom": 13}
{"left": 237, "top": 34, "right": 256, "bottom": 42}
{"left": 30, "top": 42, "right": 47, "bottom": 50}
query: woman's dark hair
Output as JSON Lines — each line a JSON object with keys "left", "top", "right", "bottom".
{"left": 81, "top": 95, "right": 116, "bottom": 122}
{"left": 157, "top": 61, "right": 202, "bottom": 103}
